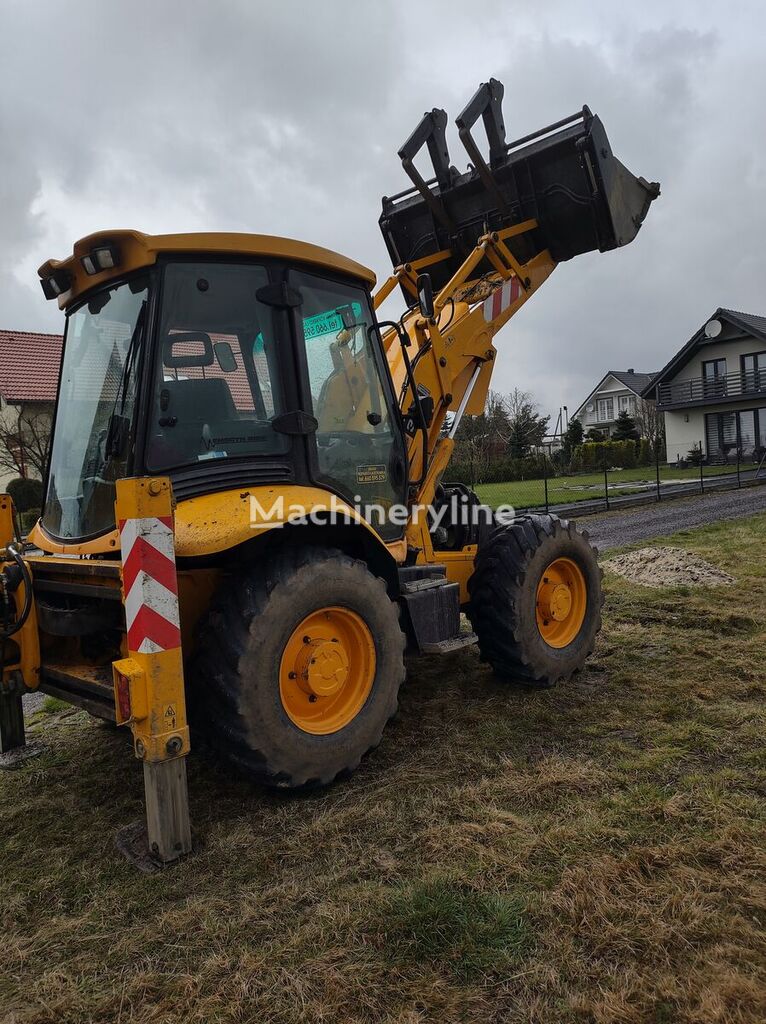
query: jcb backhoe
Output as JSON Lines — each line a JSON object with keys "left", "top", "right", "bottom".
{"left": 0, "top": 80, "right": 658, "bottom": 865}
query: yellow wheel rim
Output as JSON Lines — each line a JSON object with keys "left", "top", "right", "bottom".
{"left": 279, "top": 606, "right": 376, "bottom": 735}
{"left": 535, "top": 557, "right": 588, "bottom": 649}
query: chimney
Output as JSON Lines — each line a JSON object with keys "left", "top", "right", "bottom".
{"left": 627, "top": 367, "right": 634, "bottom": 374}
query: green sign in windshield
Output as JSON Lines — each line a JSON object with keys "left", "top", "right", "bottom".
{"left": 252, "top": 302, "right": 364, "bottom": 354}
{"left": 302, "top": 302, "right": 363, "bottom": 340}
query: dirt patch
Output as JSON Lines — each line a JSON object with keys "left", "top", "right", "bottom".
{"left": 603, "top": 545, "right": 735, "bottom": 588}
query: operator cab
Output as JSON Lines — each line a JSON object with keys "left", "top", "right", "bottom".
{"left": 37, "top": 232, "right": 409, "bottom": 547}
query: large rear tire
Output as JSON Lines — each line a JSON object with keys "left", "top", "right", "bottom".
{"left": 189, "top": 547, "right": 405, "bottom": 788}
{"left": 467, "top": 514, "right": 602, "bottom": 687}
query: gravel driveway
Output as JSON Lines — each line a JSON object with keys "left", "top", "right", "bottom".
{"left": 576, "top": 484, "right": 766, "bottom": 552}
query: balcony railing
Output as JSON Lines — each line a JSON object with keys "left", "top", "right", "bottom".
{"left": 656, "top": 369, "right": 766, "bottom": 408}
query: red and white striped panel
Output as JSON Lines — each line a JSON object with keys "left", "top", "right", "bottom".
{"left": 119, "top": 515, "right": 182, "bottom": 654}
{"left": 482, "top": 276, "right": 523, "bottom": 323}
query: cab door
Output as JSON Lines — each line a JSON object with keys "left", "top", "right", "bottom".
{"left": 289, "top": 269, "right": 408, "bottom": 539}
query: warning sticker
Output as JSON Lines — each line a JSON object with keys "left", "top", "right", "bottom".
{"left": 356, "top": 464, "right": 387, "bottom": 484}
{"left": 164, "top": 705, "right": 177, "bottom": 719}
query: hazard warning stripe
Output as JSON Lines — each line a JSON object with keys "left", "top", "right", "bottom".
{"left": 119, "top": 515, "right": 181, "bottom": 654}
{"left": 482, "top": 276, "right": 523, "bottom": 322}
{"left": 122, "top": 536, "right": 177, "bottom": 594}
{"left": 127, "top": 604, "right": 182, "bottom": 654}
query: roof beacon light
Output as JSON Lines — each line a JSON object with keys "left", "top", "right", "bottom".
{"left": 81, "top": 244, "right": 119, "bottom": 276}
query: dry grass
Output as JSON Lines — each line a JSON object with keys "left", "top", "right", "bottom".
{"left": 2, "top": 514, "right": 766, "bottom": 1023}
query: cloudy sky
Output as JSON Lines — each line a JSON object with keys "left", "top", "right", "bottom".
{"left": 2, "top": 0, "right": 765, "bottom": 423}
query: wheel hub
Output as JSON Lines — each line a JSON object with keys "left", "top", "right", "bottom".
{"left": 303, "top": 640, "right": 349, "bottom": 697}
{"left": 535, "top": 557, "right": 588, "bottom": 648}
{"left": 279, "top": 607, "right": 376, "bottom": 735}
{"left": 538, "top": 580, "right": 573, "bottom": 622}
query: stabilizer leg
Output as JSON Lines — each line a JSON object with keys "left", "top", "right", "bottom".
{"left": 113, "top": 477, "right": 193, "bottom": 871}
{"left": 0, "top": 687, "right": 25, "bottom": 754}
{"left": 144, "top": 759, "right": 192, "bottom": 863}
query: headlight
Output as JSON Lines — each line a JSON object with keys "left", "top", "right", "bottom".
{"left": 40, "top": 270, "right": 73, "bottom": 300}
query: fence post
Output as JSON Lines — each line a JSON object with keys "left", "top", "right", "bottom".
{"left": 700, "top": 443, "right": 704, "bottom": 492}
{"left": 655, "top": 441, "right": 661, "bottom": 502}
{"left": 603, "top": 455, "right": 610, "bottom": 511}
{"left": 543, "top": 446, "right": 550, "bottom": 513}
{"left": 737, "top": 447, "right": 741, "bottom": 489}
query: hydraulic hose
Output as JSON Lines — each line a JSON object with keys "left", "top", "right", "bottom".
{"left": 0, "top": 544, "right": 33, "bottom": 640}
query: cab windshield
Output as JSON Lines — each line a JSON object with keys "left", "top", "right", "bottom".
{"left": 42, "top": 277, "right": 149, "bottom": 540}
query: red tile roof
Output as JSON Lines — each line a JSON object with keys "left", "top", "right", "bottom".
{"left": 0, "top": 330, "right": 63, "bottom": 403}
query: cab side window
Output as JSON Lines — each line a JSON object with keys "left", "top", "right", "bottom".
{"left": 147, "top": 262, "right": 287, "bottom": 471}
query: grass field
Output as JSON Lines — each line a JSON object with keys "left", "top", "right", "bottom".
{"left": 2, "top": 515, "right": 765, "bottom": 1023}
{"left": 475, "top": 462, "right": 740, "bottom": 509}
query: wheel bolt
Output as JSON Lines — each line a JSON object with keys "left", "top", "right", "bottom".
{"left": 303, "top": 636, "right": 311, "bottom": 644}
{"left": 288, "top": 671, "right": 296, "bottom": 679}
{"left": 308, "top": 694, "right": 317, "bottom": 703}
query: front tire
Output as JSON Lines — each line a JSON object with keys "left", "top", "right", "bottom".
{"left": 467, "top": 515, "right": 602, "bottom": 687}
{"left": 189, "top": 547, "right": 405, "bottom": 788}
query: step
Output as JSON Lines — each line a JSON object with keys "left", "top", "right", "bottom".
{"left": 401, "top": 576, "right": 451, "bottom": 594}
{"left": 38, "top": 662, "right": 116, "bottom": 722}
{"left": 420, "top": 632, "right": 478, "bottom": 655}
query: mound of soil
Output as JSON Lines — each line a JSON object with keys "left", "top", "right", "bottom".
{"left": 603, "top": 546, "right": 734, "bottom": 588}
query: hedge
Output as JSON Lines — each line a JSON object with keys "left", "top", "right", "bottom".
{"left": 572, "top": 439, "right": 654, "bottom": 471}
{"left": 447, "top": 455, "right": 549, "bottom": 485}
{"left": 6, "top": 477, "right": 43, "bottom": 512}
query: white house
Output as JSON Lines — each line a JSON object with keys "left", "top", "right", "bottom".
{"left": 572, "top": 369, "right": 657, "bottom": 438}
{"left": 642, "top": 308, "right": 766, "bottom": 463}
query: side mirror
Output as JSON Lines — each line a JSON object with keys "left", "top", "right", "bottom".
{"left": 416, "top": 273, "right": 435, "bottom": 320}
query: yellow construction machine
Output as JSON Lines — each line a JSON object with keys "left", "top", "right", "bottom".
{"left": 0, "top": 80, "right": 658, "bottom": 865}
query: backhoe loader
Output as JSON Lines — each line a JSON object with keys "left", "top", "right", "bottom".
{"left": 0, "top": 79, "right": 658, "bottom": 865}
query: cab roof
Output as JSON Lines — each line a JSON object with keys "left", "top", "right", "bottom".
{"left": 38, "top": 229, "right": 376, "bottom": 308}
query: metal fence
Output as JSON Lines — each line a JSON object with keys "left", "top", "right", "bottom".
{"left": 465, "top": 443, "right": 766, "bottom": 514}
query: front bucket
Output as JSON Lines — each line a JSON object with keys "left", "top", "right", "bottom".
{"left": 380, "top": 83, "right": 659, "bottom": 293}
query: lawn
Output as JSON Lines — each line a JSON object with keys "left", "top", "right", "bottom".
{"left": 1, "top": 514, "right": 765, "bottom": 1023}
{"left": 476, "top": 462, "right": 742, "bottom": 510}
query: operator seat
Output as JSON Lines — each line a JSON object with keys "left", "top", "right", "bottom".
{"left": 162, "top": 377, "right": 238, "bottom": 422}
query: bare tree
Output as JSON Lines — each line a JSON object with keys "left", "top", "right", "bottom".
{"left": 452, "top": 389, "right": 512, "bottom": 483}
{"left": 635, "top": 398, "right": 665, "bottom": 451}
{"left": 0, "top": 406, "right": 52, "bottom": 480}
{"left": 452, "top": 387, "right": 551, "bottom": 480}
{"left": 505, "top": 387, "right": 550, "bottom": 457}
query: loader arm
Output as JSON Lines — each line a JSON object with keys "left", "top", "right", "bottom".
{"left": 375, "top": 222, "right": 556, "bottom": 515}
{"left": 374, "top": 78, "right": 659, "bottom": 525}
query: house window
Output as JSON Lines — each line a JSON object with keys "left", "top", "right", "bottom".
{"left": 597, "top": 397, "right": 614, "bottom": 422}
{"left": 741, "top": 351, "right": 766, "bottom": 393}
{"left": 705, "top": 408, "right": 766, "bottom": 458}
{"left": 617, "top": 394, "right": 634, "bottom": 415}
{"left": 739, "top": 411, "right": 756, "bottom": 452}
{"left": 702, "top": 357, "right": 727, "bottom": 398}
